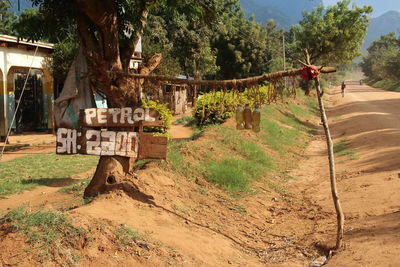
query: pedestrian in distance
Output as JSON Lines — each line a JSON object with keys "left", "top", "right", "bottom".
{"left": 341, "top": 81, "right": 346, "bottom": 97}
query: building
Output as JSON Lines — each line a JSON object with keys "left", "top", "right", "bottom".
{"left": 0, "top": 35, "right": 54, "bottom": 141}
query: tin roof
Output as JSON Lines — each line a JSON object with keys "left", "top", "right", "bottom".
{"left": 0, "top": 35, "right": 53, "bottom": 50}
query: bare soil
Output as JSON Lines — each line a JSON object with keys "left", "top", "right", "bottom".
{"left": 1, "top": 83, "right": 400, "bottom": 266}
{"left": 0, "top": 133, "right": 55, "bottom": 162}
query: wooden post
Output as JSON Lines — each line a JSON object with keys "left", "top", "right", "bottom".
{"left": 304, "top": 49, "right": 344, "bottom": 250}
{"left": 193, "top": 85, "right": 197, "bottom": 108}
{"left": 314, "top": 77, "right": 344, "bottom": 250}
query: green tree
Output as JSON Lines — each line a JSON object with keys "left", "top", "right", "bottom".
{"left": 144, "top": 0, "right": 230, "bottom": 79}
{"left": 0, "top": 0, "right": 17, "bottom": 35}
{"left": 212, "top": 11, "right": 279, "bottom": 79}
{"left": 360, "top": 32, "right": 399, "bottom": 81}
{"left": 15, "top": 8, "right": 79, "bottom": 94}
{"left": 16, "top": 0, "right": 221, "bottom": 197}
{"left": 290, "top": 0, "right": 372, "bottom": 65}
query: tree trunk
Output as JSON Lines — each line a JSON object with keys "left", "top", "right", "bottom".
{"left": 70, "top": 1, "right": 162, "bottom": 198}
{"left": 314, "top": 77, "right": 345, "bottom": 250}
{"left": 84, "top": 156, "right": 134, "bottom": 197}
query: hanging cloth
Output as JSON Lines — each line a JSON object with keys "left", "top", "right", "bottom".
{"left": 54, "top": 45, "right": 96, "bottom": 129}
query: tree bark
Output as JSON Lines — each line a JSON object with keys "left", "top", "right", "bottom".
{"left": 314, "top": 77, "right": 345, "bottom": 250}
{"left": 71, "top": 1, "right": 163, "bottom": 198}
{"left": 84, "top": 156, "right": 135, "bottom": 197}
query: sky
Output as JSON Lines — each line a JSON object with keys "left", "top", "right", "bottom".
{"left": 323, "top": 0, "right": 400, "bottom": 17}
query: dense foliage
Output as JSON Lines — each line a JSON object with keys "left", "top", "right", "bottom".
{"left": 142, "top": 0, "right": 285, "bottom": 79}
{"left": 289, "top": 0, "right": 372, "bottom": 65}
{"left": 12, "top": 0, "right": 373, "bottom": 94}
{"left": 0, "top": 1, "right": 17, "bottom": 35}
{"left": 193, "top": 86, "right": 271, "bottom": 126}
{"left": 360, "top": 32, "right": 400, "bottom": 90}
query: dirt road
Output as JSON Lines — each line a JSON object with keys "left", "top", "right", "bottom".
{"left": 296, "top": 83, "right": 400, "bottom": 266}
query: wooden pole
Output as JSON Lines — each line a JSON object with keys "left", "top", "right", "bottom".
{"left": 116, "top": 66, "right": 336, "bottom": 87}
{"left": 304, "top": 49, "right": 344, "bottom": 250}
{"left": 314, "top": 76, "right": 344, "bottom": 250}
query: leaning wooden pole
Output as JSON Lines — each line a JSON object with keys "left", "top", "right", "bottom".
{"left": 314, "top": 77, "right": 344, "bottom": 250}
{"left": 303, "top": 48, "right": 344, "bottom": 249}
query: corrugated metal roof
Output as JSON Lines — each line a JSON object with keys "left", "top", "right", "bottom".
{"left": 0, "top": 35, "right": 53, "bottom": 50}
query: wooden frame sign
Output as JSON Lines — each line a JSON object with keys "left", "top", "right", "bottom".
{"left": 56, "top": 107, "right": 167, "bottom": 160}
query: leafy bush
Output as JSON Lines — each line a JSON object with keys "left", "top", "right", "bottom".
{"left": 194, "top": 85, "right": 271, "bottom": 126}
{"left": 142, "top": 99, "right": 173, "bottom": 134}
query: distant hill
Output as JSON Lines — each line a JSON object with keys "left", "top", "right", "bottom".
{"left": 362, "top": 11, "right": 400, "bottom": 53}
{"left": 240, "top": 0, "right": 323, "bottom": 29}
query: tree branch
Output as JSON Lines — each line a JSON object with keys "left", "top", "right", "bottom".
{"left": 120, "top": 9, "right": 149, "bottom": 71}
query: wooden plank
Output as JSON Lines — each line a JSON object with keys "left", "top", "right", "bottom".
{"left": 56, "top": 128, "right": 139, "bottom": 158}
{"left": 56, "top": 128, "right": 167, "bottom": 159}
{"left": 78, "top": 107, "right": 162, "bottom": 128}
{"left": 137, "top": 133, "right": 168, "bottom": 160}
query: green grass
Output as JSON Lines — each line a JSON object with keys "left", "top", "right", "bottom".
{"left": 0, "top": 207, "right": 87, "bottom": 263}
{"left": 173, "top": 115, "right": 197, "bottom": 127}
{"left": 59, "top": 179, "right": 90, "bottom": 196}
{"left": 166, "top": 141, "right": 193, "bottom": 177}
{"left": 203, "top": 158, "right": 254, "bottom": 192}
{"left": 334, "top": 139, "right": 358, "bottom": 161}
{"left": 258, "top": 103, "right": 315, "bottom": 152}
{"left": 165, "top": 92, "right": 318, "bottom": 195}
{"left": 115, "top": 224, "right": 145, "bottom": 247}
{"left": 372, "top": 79, "right": 400, "bottom": 92}
{"left": 0, "top": 153, "right": 98, "bottom": 197}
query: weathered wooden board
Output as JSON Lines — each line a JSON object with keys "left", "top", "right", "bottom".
{"left": 138, "top": 133, "right": 168, "bottom": 159}
{"left": 79, "top": 107, "right": 162, "bottom": 127}
{"left": 56, "top": 128, "right": 167, "bottom": 159}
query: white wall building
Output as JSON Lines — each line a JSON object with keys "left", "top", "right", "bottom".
{"left": 0, "top": 35, "right": 54, "bottom": 140}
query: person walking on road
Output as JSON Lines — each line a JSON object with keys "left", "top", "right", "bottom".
{"left": 341, "top": 81, "right": 346, "bottom": 97}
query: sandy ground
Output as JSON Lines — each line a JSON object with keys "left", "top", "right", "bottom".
{"left": 0, "top": 133, "right": 55, "bottom": 162}
{"left": 292, "top": 84, "right": 400, "bottom": 266}
{"left": 1, "top": 84, "right": 400, "bottom": 266}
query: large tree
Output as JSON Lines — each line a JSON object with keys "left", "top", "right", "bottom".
{"left": 289, "top": 0, "right": 372, "bottom": 66}
{"left": 17, "top": 0, "right": 220, "bottom": 197}
{"left": 360, "top": 32, "right": 399, "bottom": 81}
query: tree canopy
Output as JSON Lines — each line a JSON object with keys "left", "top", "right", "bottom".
{"left": 289, "top": 0, "right": 372, "bottom": 65}
{"left": 360, "top": 32, "right": 400, "bottom": 82}
{"left": 16, "top": 0, "right": 285, "bottom": 83}
{"left": 0, "top": 1, "right": 17, "bottom": 35}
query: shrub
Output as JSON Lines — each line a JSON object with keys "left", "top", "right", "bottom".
{"left": 142, "top": 99, "right": 173, "bottom": 134}
{"left": 194, "top": 85, "right": 271, "bottom": 126}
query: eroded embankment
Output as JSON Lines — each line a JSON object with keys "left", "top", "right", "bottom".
{"left": 0, "top": 93, "right": 335, "bottom": 267}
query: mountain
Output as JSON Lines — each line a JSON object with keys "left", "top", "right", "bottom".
{"left": 362, "top": 11, "right": 400, "bottom": 53}
{"left": 240, "top": 0, "right": 323, "bottom": 29}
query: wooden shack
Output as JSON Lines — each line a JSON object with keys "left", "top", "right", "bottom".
{"left": 163, "top": 83, "right": 188, "bottom": 115}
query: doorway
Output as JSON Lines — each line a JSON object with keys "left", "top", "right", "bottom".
{"left": 14, "top": 70, "right": 45, "bottom": 133}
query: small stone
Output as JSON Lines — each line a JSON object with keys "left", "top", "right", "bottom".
{"left": 272, "top": 197, "right": 278, "bottom": 202}
{"left": 227, "top": 260, "right": 233, "bottom": 264}
{"left": 309, "top": 256, "right": 327, "bottom": 267}
{"left": 138, "top": 242, "right": 151, "bottom": 251}
{"left": 195, "top": 178, "right": 208, "bottom": 187}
